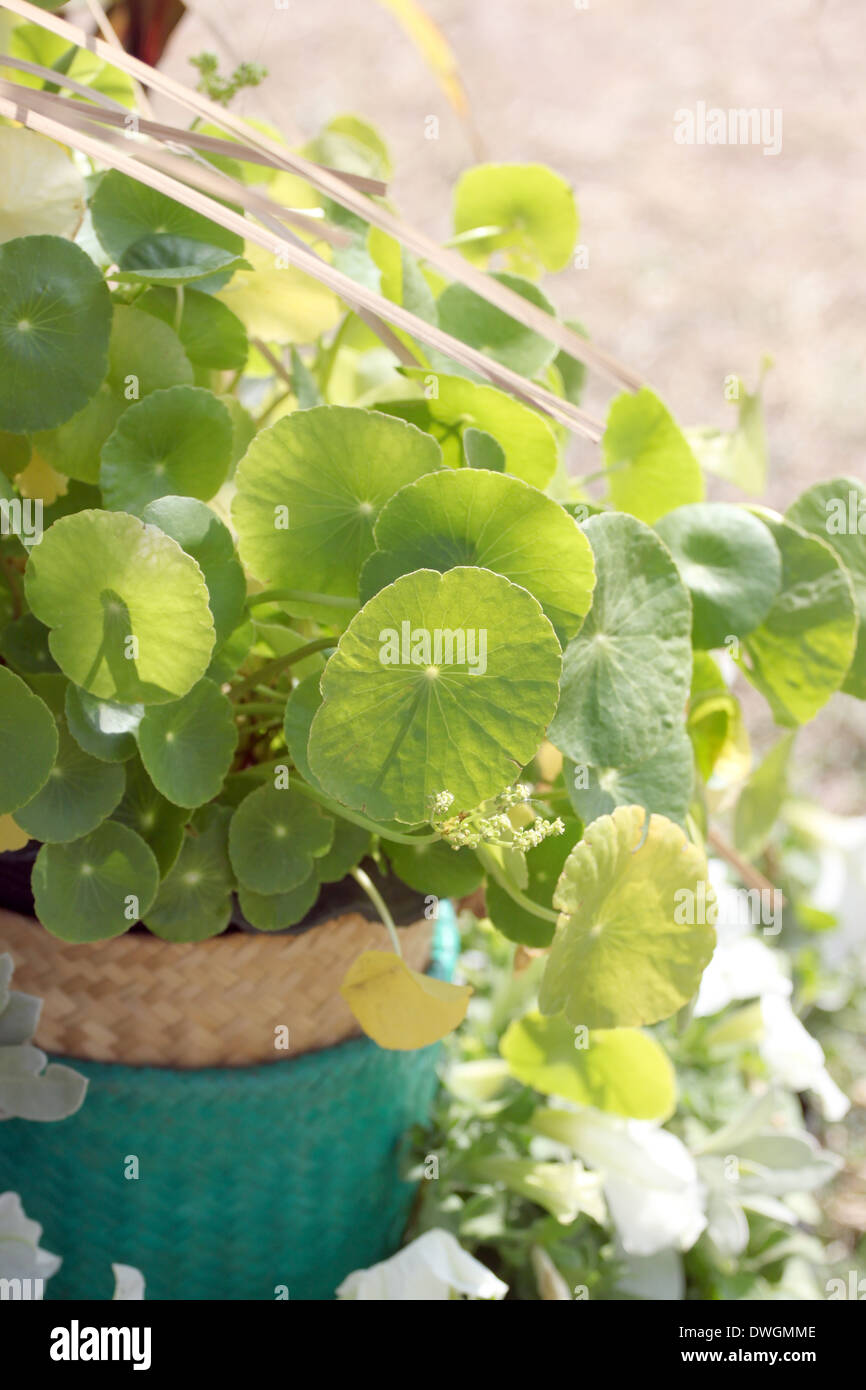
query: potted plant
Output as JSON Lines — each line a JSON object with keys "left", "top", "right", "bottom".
{"left": 0, "top": 0, "right": 863, "bottom": 1300}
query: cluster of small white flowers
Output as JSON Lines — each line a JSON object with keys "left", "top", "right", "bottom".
{"left": 511, "top": 816, "right": 565, "bottom": 851}
{"left": 428, "top": 790, "right": 455, "bottom": 816}
{"left": 429, "top": 785, "right": 564, "bottom": 853}
{"left": 500, "top": 783, "right": 533, "bottom": 807}
{"left": 444, "top": 823, "right": 484, "bottom": 849}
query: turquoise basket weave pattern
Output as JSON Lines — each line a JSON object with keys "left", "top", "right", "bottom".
{"left": 0, "top": 903, "right": 459, "bottom": 1301}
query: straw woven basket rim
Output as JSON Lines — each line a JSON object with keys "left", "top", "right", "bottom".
{"left": 0, "top": 906, "right": 434, "bottom": 1070}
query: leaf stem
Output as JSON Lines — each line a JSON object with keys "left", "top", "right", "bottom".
{"left": 351, "top": 866, "right": 402, "bottom": 956}
{"left": 476, "top": 845, "right": 559, "bottom": 925}
{"left": 0, "top": 555, "right": 23, "bottom": 620}
{"left": 290, "top": 778, "right": 440, "bottom": 846}
{"left": 230, "top": 636, "right": 335, "bottom": 697}
{"left": 254, "top": 387, "right": 293, "bottom": 428}
{"left": 246, "top": 588, "right": 359, "bottom": 612}
{"left": 316, "top": 313, "right": 355, "bottom": 398}
{"left": 707, "top": 827, "right": 785, "bottom": 903}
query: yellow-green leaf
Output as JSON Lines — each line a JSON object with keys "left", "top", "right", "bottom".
{"left": 340, "top": 949, "right": 472, "bottom": 1050}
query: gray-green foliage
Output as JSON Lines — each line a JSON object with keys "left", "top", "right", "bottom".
{"left": 0, "top": 953, "right": 87, "bottom": 1122}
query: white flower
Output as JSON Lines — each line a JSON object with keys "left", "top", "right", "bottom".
{"left": 694, "top": 861, "right": 792, "bottom": 1018}
{"left": 794, "top": 808, "right": 866, "bottom": 972}
{"left": 336, "top": 1228, "right": 508, "bottom": 1301}
{"left": 533, "top": 1108, "right": 707, "bottom": 1256}
{"left": 112, "top": 1263, "right": 146, "bottom": 1300}
{"left": 0, "top": 1191, "right": 60, "bottom": 1286}
{"left": 615, "top": 1245, "right": 685, "bottom": 1301}
{"left": 758, "top": 995, "right": 849, "bottom": 1121}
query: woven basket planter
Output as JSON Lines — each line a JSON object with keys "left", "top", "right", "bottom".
{"left": 0, "top": 878, "right": 458, "bottom": 1301}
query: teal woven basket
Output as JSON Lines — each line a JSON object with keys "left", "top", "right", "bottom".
{"left": 0, "top": 903, "right": 458, "bottom": 1301}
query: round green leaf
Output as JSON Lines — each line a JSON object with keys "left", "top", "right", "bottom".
{"left": 453, "top": 163, "right": 578, "bottom": 273}
{"left": 140, "top": 496, "right": 246, "bottom": 649}
{"left": 32, "top": 821, "right": 160, "bottom": 943}
{"left": 549, "top": 513, "right": 693, "bottom": 768}
{"left": 105, "top": 304, "right": 195, "bottom": 396}
{"left": 400, "top": 370, "right": 558, "bottom": 488}
{"left": 500, "top": 1012, "right": 676, "bottom": 1119}
{"left": 0, "top": 431, "right": 31, "bottom": 479}
{"left": 0, "top": 235, "right": 112, "bottom": 433}
{"left": 283, "top": 673, "right": 325, "bottom": 791}
{"left": 137, "top": 678, "right": 238, "bottom": 809}
{"left": 228, "top": 784, "right": 334, "bottom": 894}
{"left": 360, "top": 469, "right": 595, "bottom": 643}
{"left": 0, "top": 664, "right": 58, "bottom": 814}
{"left": 25, "top": 509, "right": 216, "bottom": 704}
{"left": 564, "top": 726, "right": 695, "bottom": 829}
{"left": 33, "top": 386, "right": 122, "bottom": 487}
{"left": 14, "top": 721, "right": 125, "bottom": 842}
{"left": 91, "top": 170, "right": 244, "bottom": 263}
{"left": 603, "top": 388, "right": 704, "bottom": 524}
{"left": 112, "top": 755, "right": 188, "bottom": 877}
{"left": 111, "top": 237, "right": 247, "bottom": 287}
{"left": 308, "top": 566, "right": 562, "bottom": 823}
{"left": 315, "top": 817, "right": 372, "bottom": 884}
{"left": 0, "top": 612, "right": 59, "bottom": 675}
{"left": 237, "top": 868, "right": 320, "bottom": 932}
{"left": 34, "top": 307, "right": 195, "bottom": 485}
{"left": 539, "top": 806, "right": 715, "bottom": 1029}
{"left": 737, "top": 512, "right": 857, "bottom": 726}
{"left": 142, "top": 805, "right": 232, "bottom": 941}
{"left": 435, "top": 273, "right": 558, "bottom": 377}
{"left": 787, "top": 478, "right": 866, "bottom": 700}
{"left": 137, "top": 286, "right": 248, "bottom": 371}
{"left": 386, "top": 837, "right": 482, "bottom": 898}
{"left": 65, "top": 684, "right": 142, "bottom": 763}
{"left": 654, "top": 503, "right": 782, "bottom": 649}
{"left": 100, "top": 386, "right": 233, "bottom": 514}
{"left": 485, "top": 819, "right": 583, "bottom": 948}
{"left": 232, "top": 406, "right": 442, "bottom": 600}
{"left": 0, "top": 127, "right": 85, "bottom": 243}
{"left": 463, "top": 427, "right": 505, "bottom": 471}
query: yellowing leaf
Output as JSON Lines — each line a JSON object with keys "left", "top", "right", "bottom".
{"left": 0, "top": 813, "right": 29, "bottom": 852}
{"left": 216, "top": 241, "right": 341, "bottom": 344}
{"left": 0, "top": 127, "right": 85, "bottom": 244}
{"left": 15, "top": 450, "right": 67, "bottom": 504}
{"left": 377, "top": 0, "right": 472, "bottom": 123}
{"left": 341, "top": 949, "right": 471, "bottom": 1050}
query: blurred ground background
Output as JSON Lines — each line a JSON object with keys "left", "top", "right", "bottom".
{"left": 159, "top": 0, "right": 865, "bottom": 810}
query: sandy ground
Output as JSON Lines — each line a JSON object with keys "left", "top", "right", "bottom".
{"left": 160, "top": 0, "right": 866, "bottom": 811}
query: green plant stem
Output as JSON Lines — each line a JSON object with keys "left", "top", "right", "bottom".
{"left": 351, "top": 866, "right": 402, "bottom": 956}
{"left": 476, "top": 845, "right": 559, "bottom": 925}
{"left": 254, "top": 387, "right": 293, "bottom": 428}
{"left": 316, "top": 313, "right": 355, "bottom": 397}
{"left": 1, "top": 555, "right": 23, "bottom": 619}
{"left": 290, "top": 778, "right": 439, "bottom": 846}
{"left": 230, "top": 637, "right": 335, "bottom": 697}
{"left": 246, "top": 589, "right": 359, "bottom": 613}
{"left": 572, "top": 457, "right": 631, "bottom": 488}
{"left": 234, "top": 701, "right": 286, "bottom": 716}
